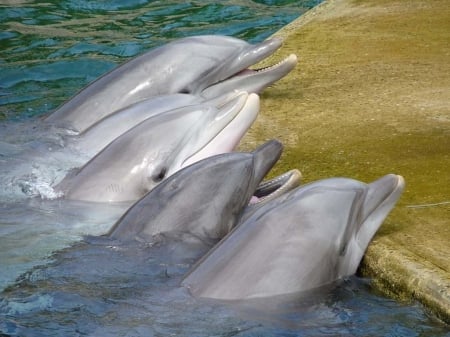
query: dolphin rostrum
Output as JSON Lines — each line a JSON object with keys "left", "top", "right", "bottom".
{"left": 56, "top": 92, "right": 259, "bottom": 202}
{"left": 182, "top": 174, "right": 405, "bottom": 300}
{"left": 45, "top": 35, "right": 297, "bottom": 132}
{"left": 107, "top": 140, "right": 283, "bottom": 244}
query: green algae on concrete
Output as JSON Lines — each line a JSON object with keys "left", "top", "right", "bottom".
{"left": 240, "top": 0, "right": 450, "bottom": 323}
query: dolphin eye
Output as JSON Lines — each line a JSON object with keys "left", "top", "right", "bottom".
{"left": 152, "top": 167, "right": 167, "bottom": 183}
{"left": 179, "top": 89, "right": 190, "bottom": 94}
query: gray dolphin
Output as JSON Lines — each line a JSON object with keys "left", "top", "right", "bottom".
{"left": 56, "top": 92, "right": 259, "bottom": 202}
{"left": 70, "top": 94, "right": 202, "bottom": 157}
{"left": 182, "top": 174, "right": 405, "bottom": 300}
{"left": 1, "top": 94, "right": 207, "bottom": 201}
{"left": 45, "top": 35, "right": 297, "bottom": 132}
{"left": 107, "top": 140, "right": 283, "bottom": 244}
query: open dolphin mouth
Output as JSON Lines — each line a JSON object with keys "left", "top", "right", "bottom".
{"left": 231, "top": 37, "right": 295, "bottom": 77}
{"left": 239, "top": 169, "right": 302, "bottom": 223}
{"left": 250, "top": 169, "right": 302, "bottom": 205}
{"left": 231, "top": 54, "right": 298, "bottom": 80}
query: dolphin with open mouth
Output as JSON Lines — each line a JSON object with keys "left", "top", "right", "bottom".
{"left": 56, "top": 92, "right": 259, "bottom": 202}
{"left": 182, "top": 174, "right": 405, "bottom": 300}
{"left": 45, "top": 35, "right": 297, "bottom": 132}
{"left": 107, "top": 140, "right": 284, "bottom": 245}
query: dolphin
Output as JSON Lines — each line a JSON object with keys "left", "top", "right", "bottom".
{"left": 69, "top": 94, "right": 202, "bottom": 157}
{"left": 44, "top": 35, "right": 297, "bottom": 132}
{"left": 55, "top": 92, "right": 259, "bottom": 202}
{"left": 0, "top": 94, "right": 204, "bottom": 201}
{"left": 182, "top": 174, "right": 405, "bottom": 300}
{"left": 107, "top": 140, "right": 283, "bottom": 244}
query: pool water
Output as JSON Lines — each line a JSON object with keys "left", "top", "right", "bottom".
{"left": 0, "top": 1, "right": 448, "bottom": 336}
{"left": 0, "top": 0, "right": 320, "bottom": 120}
{"left": 1, "top": 234, "right": 449, "bottom": 336}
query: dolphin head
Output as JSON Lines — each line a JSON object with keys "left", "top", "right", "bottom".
{"left": 56, "top": 92, "right": 260, "bottom": 202}
{"left": 269, "top": 174, "right": 406, "bottom": 288}
{"left": 182, "top": 174, "right": 405, "bottom": 300}
{"left": 171, "top": 35, "right": 298, "bottom": 98}
{"left": 45, "top": 35, "right": 296, "bottom": 132}
{"left": 107, "top": 140, "right": 283, "bottom": 243}
{"left": 123, "top": 35, "right": 297, "bottom": 98}
{"left": 261, "top": 173, "right": 406, "bottom": 282}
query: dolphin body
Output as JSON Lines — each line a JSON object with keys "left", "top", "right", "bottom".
{"left": 56, "top": 92, "right": 259, "bottom": 202}
{"left": 107, "top": 140, "right": 283, "bottom": 244}
{"left": 182, "top": 174, "right": 405, "bottom": 300}
{"left": 45, "top": 35, "right": 297, "bottom": 132}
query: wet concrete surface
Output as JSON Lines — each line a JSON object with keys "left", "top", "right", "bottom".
{"left": 240, "top": 0, "right": 449, "bottom": 323}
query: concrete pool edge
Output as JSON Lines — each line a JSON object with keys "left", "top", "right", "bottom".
{"left": 361, "top": 238, "right": 450, "bottom": 323}
{"left": 246, "top": 0, "right": 450, "bottom": 323}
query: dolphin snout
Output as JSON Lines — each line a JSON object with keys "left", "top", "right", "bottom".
{"left": 251, "top": 140, "right": 283, "bottom": 185}
{"left": 362, "top": 174, "right": 405, "bottom": 221}
{"left": 356, "top": 174, "right": 405, "bottom": 251}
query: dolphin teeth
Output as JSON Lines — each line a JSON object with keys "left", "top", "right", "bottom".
{"left": 229, "top": 54, "right": 297, "bottom": 79}
{"left": 251, "top": 54, "right": 298, "bottom": 73}
{"left": 252, "top": 169, "right": 302, "bottom": 204}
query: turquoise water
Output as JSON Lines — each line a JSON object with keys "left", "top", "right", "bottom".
{"left": 0, "top": 0, "right": 320, "bottom": 120}
{"left": 0, "top": 1, "right": 449, "bottom": 336}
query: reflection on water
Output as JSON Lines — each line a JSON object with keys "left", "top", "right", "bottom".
{"left": 0, "top": 0, "right": 448, "bottom": 336}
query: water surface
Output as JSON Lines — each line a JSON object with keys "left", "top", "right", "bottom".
{"left": 0, "top": 0, "right": 320, "bottom": 120}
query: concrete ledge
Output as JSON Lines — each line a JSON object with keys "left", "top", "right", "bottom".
{"left": 362, "top": 238, "right": 450, "bottom": 323}
{"left": 241, "top": 0, "right": 450, "bottom": 322}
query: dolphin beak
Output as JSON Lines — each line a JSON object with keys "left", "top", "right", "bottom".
{"left": 251, "top": 139, "right": 283, "bottom": 185}
{"left": 201, "top": 37, "right": 298, "bottom": 98}
{"left": 356, "top": 174, "right": 405, "bottom": 249}
{"left": 212, "top": 91, "right": 249, "bottom": 120}
{"left": 216, "top": 92, "right": 260, "bottom": 150}
{"left": 233, "top": 37, "right": 297, "bottom": 85}
{"left": 181, "top": 92, "right": 259, "bottom": 168}
{"left": 239, "top": 37, "right": 284, "bottom": 67}
{"left": 362, "top": 174, "right": 405, "bottom": 221}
